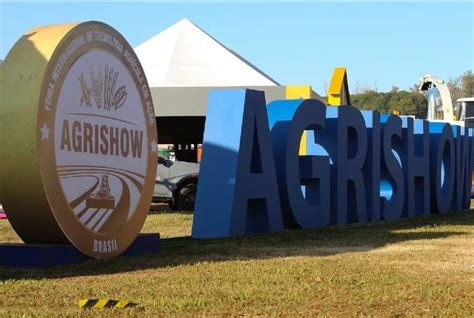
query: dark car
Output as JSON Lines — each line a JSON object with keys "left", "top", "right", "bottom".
{"left": 152, "top": 157, "right": 199, "bottom": 211}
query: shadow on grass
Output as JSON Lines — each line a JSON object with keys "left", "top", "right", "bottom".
{"left": 0, "top": 210, "right": 472, "bottom": 280}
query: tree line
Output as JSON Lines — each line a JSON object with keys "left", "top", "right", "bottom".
{"left": 348, "top": 70, "right": 474, "bottom": 119}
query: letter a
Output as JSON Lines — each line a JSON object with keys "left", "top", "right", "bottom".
{"left": 192, "top": 89, "right": 283, "bottom": 238}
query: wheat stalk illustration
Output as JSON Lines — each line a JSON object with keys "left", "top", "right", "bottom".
{"left": 103, "top": 65, "right": 119, "bottom": 111}
{"left": 90, "top": 68, "right": 103, "bottom": 109}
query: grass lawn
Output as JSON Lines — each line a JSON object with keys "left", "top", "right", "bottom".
{"left": 0, "top": 209, "right": 473, "bottom": 316}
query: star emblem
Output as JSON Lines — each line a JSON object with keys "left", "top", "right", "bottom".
{"left": 40, "top": 123, "right": 50, "bottom": 141}
{"left": 150, "top": 139, "right": 157, "bottom": 153}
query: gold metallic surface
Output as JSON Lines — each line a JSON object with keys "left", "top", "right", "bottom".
{"left": 0, "top": 24, "right": 77, "bottom": 243}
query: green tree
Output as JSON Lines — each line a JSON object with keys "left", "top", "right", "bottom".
{"left": 460, "top": 70, "right": 474, "bottom": 97}
{"left": 445, "top": 70, "right": 473, "bottom": 101}
{"left": 351, "top": 88, "right": 426, "bottom": 118}
{"left": 350, "top": 69, "right": 471, "bottom": 118}
{"left": 447, "top": 77, "right": 462, "bottom": 102}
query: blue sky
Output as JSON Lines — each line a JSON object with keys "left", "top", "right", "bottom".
{"left": 1, "top": 2, "right": 473, "bottom": 94}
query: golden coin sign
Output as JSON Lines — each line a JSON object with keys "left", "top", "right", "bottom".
{"left": 0, "top": 22, "right": 157, "bottom": 259}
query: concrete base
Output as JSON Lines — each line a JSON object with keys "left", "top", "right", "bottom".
{"left": 0, "top": 233, "right": 160, "bottom": 268}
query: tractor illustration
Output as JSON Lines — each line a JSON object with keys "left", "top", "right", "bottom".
{"left": 86, "top": 175, "right": 115, "bottom": 209}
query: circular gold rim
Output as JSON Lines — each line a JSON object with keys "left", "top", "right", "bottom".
{"left": 36, "top": 21, "right": 157, "bottom": 258}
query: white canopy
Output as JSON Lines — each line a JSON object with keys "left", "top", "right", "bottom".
{"left": 134, "top": 19, "right": 279, "bottom": 87}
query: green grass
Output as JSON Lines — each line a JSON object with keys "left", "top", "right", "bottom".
{"left": 0, "top": 210, "right": 473, "bottom": 316}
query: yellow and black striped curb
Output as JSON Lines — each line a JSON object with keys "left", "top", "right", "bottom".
{"left": 79, "top": 299, "right": 137, "bottom": 309}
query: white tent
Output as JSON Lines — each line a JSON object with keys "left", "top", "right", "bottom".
{"left": 134, "top": 19, "right": 279, "bottom": 87}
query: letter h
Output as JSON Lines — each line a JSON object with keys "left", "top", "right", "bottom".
{"left": 403, "top": 118, "right": 430, "bottom": 217}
